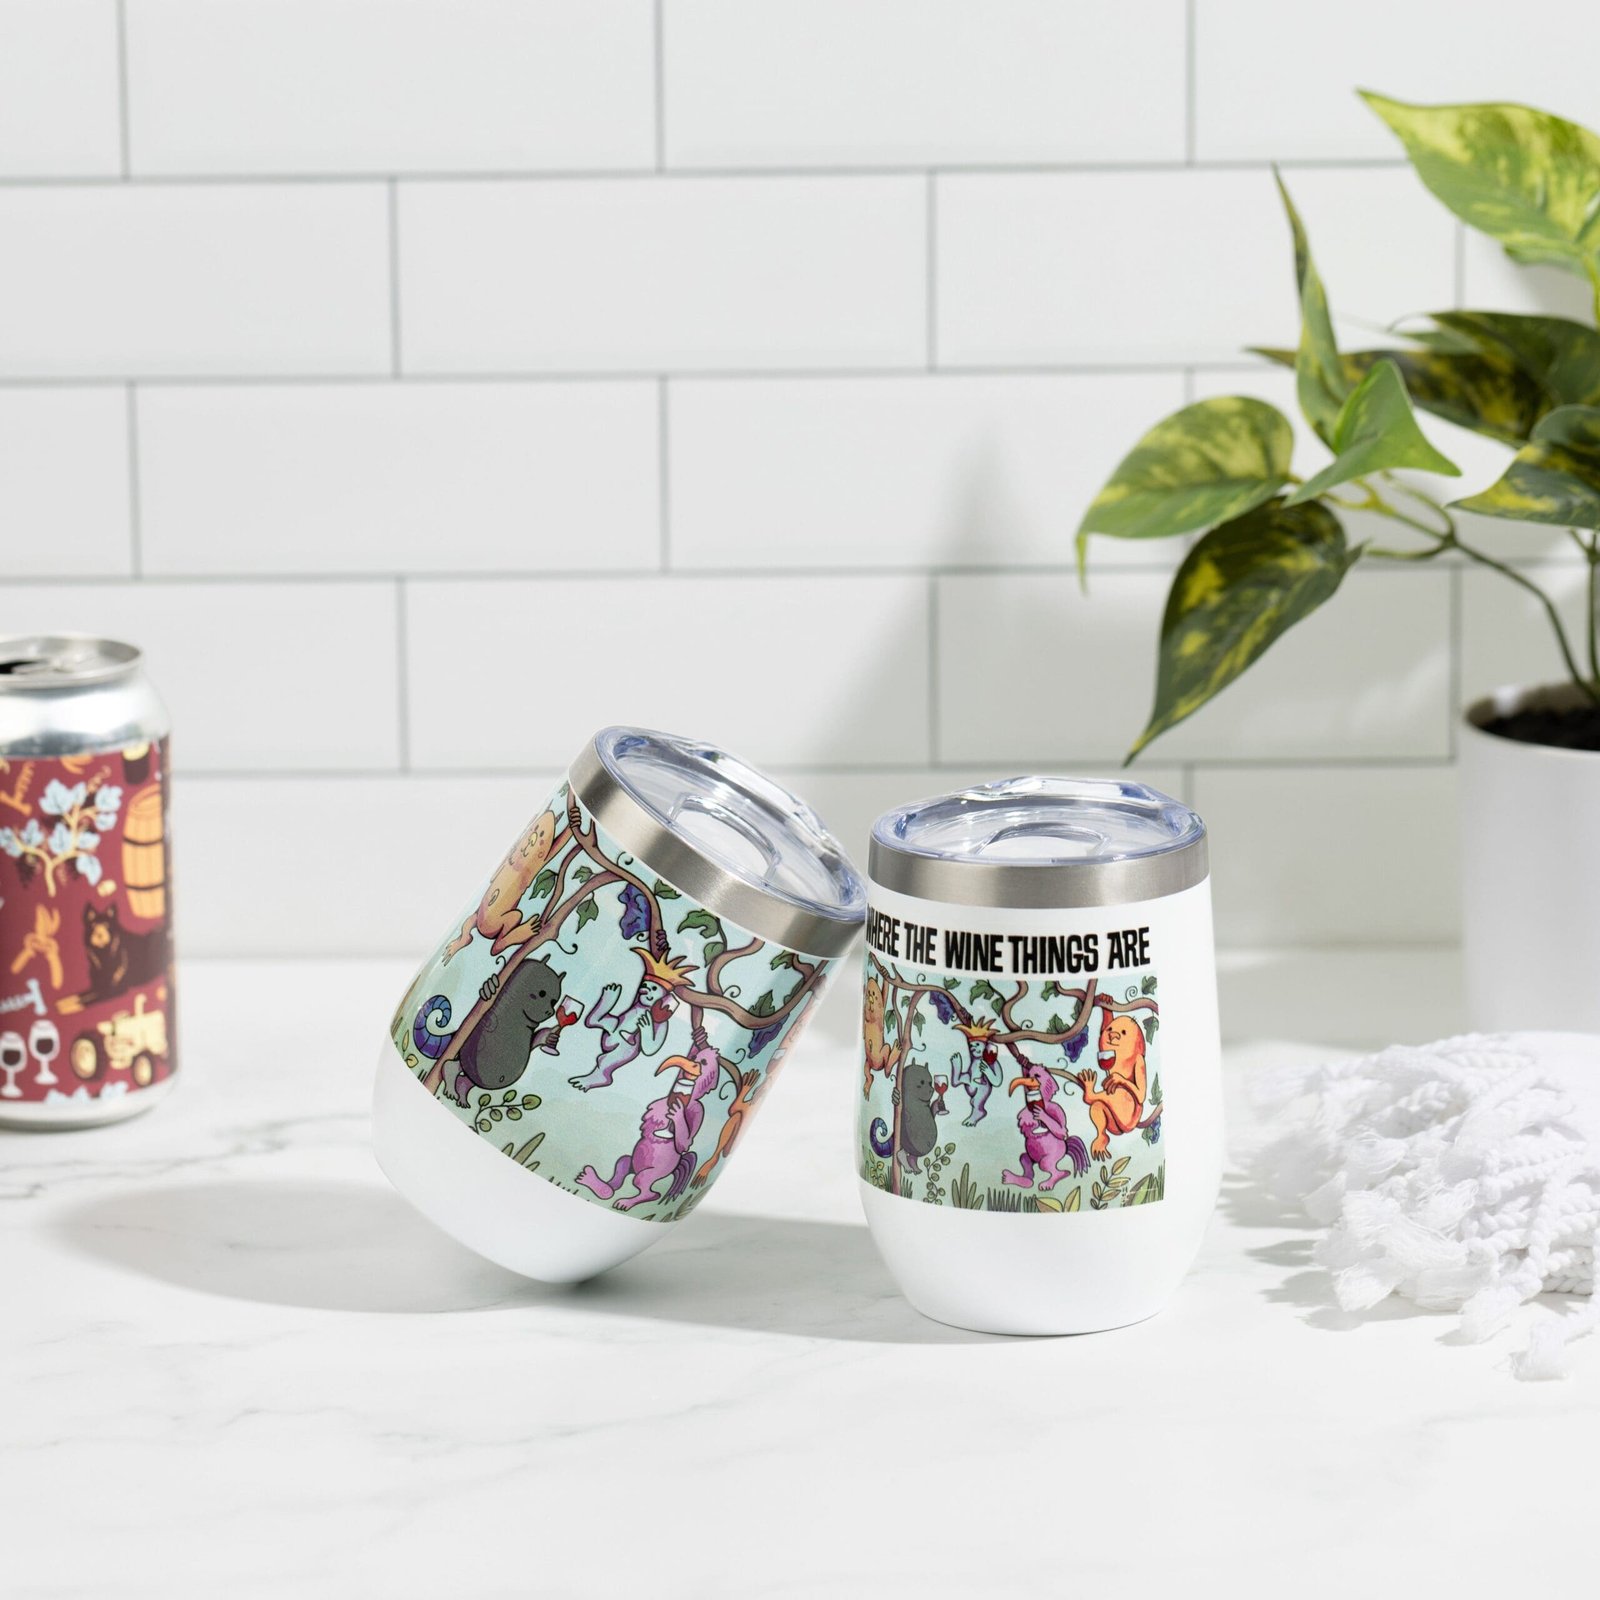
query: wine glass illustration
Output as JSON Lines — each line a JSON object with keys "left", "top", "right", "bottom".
{"left": 29, "top": 1019, "right": 61, "bottom": 1088}
{"left": 0, "top": 1031, "right": 25, "bottom": 1099}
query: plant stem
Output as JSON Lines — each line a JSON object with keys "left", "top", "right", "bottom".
{"left": 1452, "top": 534, "right": 1599, "bottom": 704}
{"left": 1585, "top": 531, "right": 1600, "bottom": 687}
{"left": 1352, "top": 476, "right": 1600, "bottom": 705}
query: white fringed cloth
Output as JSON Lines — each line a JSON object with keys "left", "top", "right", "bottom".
{"left": 1256, "top": 1035, "right": 1600, "bottom": 1379}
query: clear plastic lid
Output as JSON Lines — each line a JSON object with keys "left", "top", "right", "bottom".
{"left": 571, "top": 727, "right": 866, "bottom": 957}
{"left": 869, "top": 776, "right": 1208, "bottom": 909}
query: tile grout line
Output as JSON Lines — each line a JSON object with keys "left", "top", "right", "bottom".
{"left": 0, "top": 554, "right": 1563, "bottom": 588}
{"left": 170, "top": 754, "right": 1460, "bottom": 783}
{"left": 125, "top": 385, "right": 142, "bottom": 577}
{"left": 0, "top": 158, "right": 1413, "bottom": 188}
{"left": 1184, "top": 0, "right": 1198, "bottom": 163}
{"left": 658, "top": 378, "right": 671, "bottom": 570}
{"left": 387, "top": 179, "right": 403, "bottom": 376}
{"left": 394, "top": 578, "right": 411, "bottom": 772}
{"left": 114, "top": 0, "right": 131, "bottom": 178}
{"left": 653, "top": 0, "right": 666, "bottom": 169}
{"left": 0, "top": 359, "right": 1364, "bottom": 388}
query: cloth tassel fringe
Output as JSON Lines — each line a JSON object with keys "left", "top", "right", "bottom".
{"left": 1256, "top": 1036, "right": 1600, "bottom": 1379}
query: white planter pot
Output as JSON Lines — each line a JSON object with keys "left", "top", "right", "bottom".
{"left": 1461, "top": 683, "right": 1600, "bottom": 1034}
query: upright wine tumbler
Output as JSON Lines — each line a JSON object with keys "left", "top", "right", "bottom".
{"left": 374, "top": 727, "right": 865, "bottom": 1283}
{"left": 857, "top": 777, "right": 1221, "bottom": 1334}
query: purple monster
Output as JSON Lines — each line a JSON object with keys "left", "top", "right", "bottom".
{"left": 1001, "top": 1056, "right": 1089, "bottom": 1190}
{"left": 576, "top": 1043, "right": 721, "bottom": 1212}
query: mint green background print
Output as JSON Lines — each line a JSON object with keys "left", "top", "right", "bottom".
{"left": 390, "top": 781, "right": 837, "bottom": 1223}
{"left": 857, "top": 951, "right": 1166, "bottom": 1213}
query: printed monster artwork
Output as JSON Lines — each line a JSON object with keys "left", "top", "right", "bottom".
{"left": 0, "top": 743, "right": 176, "bottom": 1107}
{"left": 857, "top": 954, "right": 1165, "bottom": 1213}
{"left": 389, "top": 782, "right": 836, "bottom": 1224}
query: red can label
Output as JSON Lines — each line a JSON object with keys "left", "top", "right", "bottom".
{"left": 0, "top": 740, "right": 175, "bottom": 1110}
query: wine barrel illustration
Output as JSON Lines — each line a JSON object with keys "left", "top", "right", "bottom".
{"left": 121, "top": 784, "right": 167, "bottom": 923}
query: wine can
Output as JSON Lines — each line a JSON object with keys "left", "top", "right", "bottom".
{"left": 0, "top": 636, "right": 176, "bottom": 1128}
{"left": 858, "top": 776, "right": 1220, "bottom": 1333}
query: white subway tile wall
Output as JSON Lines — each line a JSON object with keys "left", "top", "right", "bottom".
{"left": 2, "top": 0, "right": 1592, "bottom": 954}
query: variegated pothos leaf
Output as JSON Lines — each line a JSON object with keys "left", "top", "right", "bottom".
{"left": 1255, "top": 340, "right": 1548, "bottom": 447}
{"left": 1451, "top": 404, "right": 1600, "bottom": 530}
{"left": 1362, "top": 93, "right": 1600, "bottom": 290}
{"left": 1075, "top": 395, "right": 1293, "bottom": 574}
{"left": 1286, "top": 358, "right": 1459, "bottom": 503}
{"left": 1130, "top": 499, "right": 1355, "bottom": 759}
{"left": 1276, "top": 172, "right": 1348, "bottom": 444}
{"left": 1430, "top": 312, "right": 1600, "bottom": 410}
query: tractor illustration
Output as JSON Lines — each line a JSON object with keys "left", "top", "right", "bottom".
{"left": 69, "top": 993, "right": 168, "bottom": 1088}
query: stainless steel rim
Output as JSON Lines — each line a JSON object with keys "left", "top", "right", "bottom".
{"left": 569, "top": 735, "right": 863, "bottom": 959}
{"left": 868, "top": 831, "right": 1209, "bottom": 909}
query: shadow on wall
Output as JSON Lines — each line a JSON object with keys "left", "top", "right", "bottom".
{"left": 54, "top": 1176, "right": 994, "bottom": 1345}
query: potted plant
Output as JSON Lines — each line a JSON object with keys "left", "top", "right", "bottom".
{"left": 1079, "top": 92, "right": 1600, "bottom": 1033}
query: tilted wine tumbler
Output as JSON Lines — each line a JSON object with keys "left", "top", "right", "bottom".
{"left": 857, "top": 777, "right": 1221, "bottom": 1334}
{"left": 373, "top": 727, "right": 865, "bottom": 1283}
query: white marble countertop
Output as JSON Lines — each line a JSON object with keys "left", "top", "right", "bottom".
{"left": 1, "top": 951, "right": 1589, "bottom": 1599}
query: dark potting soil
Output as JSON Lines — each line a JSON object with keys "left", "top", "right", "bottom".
{"left": 1480, "top": 705, "right": 1600, "bottom": 752}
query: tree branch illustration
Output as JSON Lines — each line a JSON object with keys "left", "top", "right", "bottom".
{"left": 863, "top": 956, "right": 1161, "bottom": 1190}
{"left": 418, "top": 794, "right": 825, "bottom": 1096}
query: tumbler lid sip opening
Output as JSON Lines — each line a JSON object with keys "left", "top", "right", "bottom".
{"left": 869, "top": 776, "right": 1208, "bottom": 909}
{"left": 571, "top": 727, "right": 866, "bottom": 959}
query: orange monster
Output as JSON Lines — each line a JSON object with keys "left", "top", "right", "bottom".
{"left": 1075, "top": 1011, "right": 1155, "bottom": 1160}
{"left": 861, "top": 975, "right": 898, "bottom": 1098}
{"left": 443, "top": 809, "right": 560, "bottom": 962}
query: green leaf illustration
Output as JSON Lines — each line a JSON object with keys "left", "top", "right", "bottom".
{"left": 530, "top": 867, "right": 558, "bottom": 901}
{"left": 1363, "top": 92, "right": 1600, "bottom": 300}
{"left": 967, "top": 978, "right": 1002, "bottom": 1013}
{"left": 652, "top": 879, "right": 681, "bottom": 900}
{"left": 575, "top": 899, "right": 599, "bottom": 932}
{"left": 1131, "top": 499, "right": 1355, "bottom": 758}
{"left": 678, "top": 907, "right": 725, "bottom": 965}
{"left": 573, "top": 863, "right": 593, "bottom": 883}
{"left": 1452, "top": 404, "right": 1600, "bottom": 530}
{"left": 748, "top": 990, "right": 777, "bottom": 1018}
{"left": 1075, "top": 395, "right": 1293, "bottom": 572}
{"left": 1277, "top": 172, "right": 1349, "bottom": 444}
{"left": 1286, "top": 359, "right": 1459, "bottom": 503}
{"left": 1063, "top": 1186, "right": 1083, "bottom": 1212}
{"left": 1036, "top": 1194, "right": 1063, "bottom": 1212}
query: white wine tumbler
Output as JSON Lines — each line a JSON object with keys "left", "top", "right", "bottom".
{"left": 374, "top": 727, "right": 864, "bottom": 1282}
{"left": 857, "top": 777, "right": 1221, "bottom": 1334}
